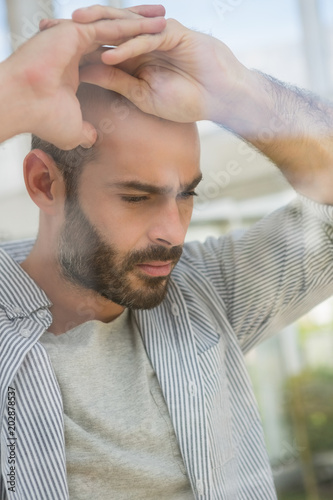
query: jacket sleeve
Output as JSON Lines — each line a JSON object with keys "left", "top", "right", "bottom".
{"left": 183, "top": 195, "right": 333, "bottom": 353}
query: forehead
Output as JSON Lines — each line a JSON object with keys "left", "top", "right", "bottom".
{"left": 80, "top": 89, "right": 201, "bottom": 186}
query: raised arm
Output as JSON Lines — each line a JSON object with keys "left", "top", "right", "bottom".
{"left": 0, "top": 5, "right": 165, "bottom": 150}
{"left": 78, "top": 8, "right": 333, "bottom": 204}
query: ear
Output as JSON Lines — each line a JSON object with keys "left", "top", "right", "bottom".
{"left": 23, "top": 149, "right": 66, "bottom": 215}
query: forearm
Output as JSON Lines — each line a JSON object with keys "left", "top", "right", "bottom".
{"left": 216, "top": 68, "right": 333, "bottom": 204}
{"left": 0, "top": 59, "right": 32, "bottom": 143}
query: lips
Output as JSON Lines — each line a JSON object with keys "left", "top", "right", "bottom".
{"left": 136, "top": 261, "right": 172, "bottom": 277}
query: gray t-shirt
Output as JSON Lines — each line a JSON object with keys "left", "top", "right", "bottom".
{"left": 40, "top": 309, "right": 194, "bottom": 500}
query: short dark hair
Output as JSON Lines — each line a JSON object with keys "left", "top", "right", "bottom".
{"left": 31, "top": 134, "right": 97, "bottom": 199}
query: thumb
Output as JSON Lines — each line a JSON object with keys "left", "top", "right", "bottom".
{"left": 80, "top": 120, "right": 98, "bottom": 148}
{"left": 79, "top": 64, "right": 152, "bottom": 113}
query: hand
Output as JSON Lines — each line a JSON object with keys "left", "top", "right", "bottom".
{"left": 77, "top": 6, "right": 249, "bottom": 124}
{"left": 1, "top": 6, "right": 166, "bottom": 149}
{"left": 70, "top": 6, "right": 333, "bottom": 205}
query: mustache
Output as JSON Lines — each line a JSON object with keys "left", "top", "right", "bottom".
{"left": 125, "top": 244, "right": 183, "bottom": 267}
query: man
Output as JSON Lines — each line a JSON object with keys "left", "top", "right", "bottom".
{"left": 1, "top": 4, "right": 333, "bottom": 500}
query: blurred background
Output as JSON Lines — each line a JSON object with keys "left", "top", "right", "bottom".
{"left": 1, "top": 1, "right": 333, "bottom": 498}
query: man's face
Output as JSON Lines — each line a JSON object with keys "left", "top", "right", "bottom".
{"left": 57, "top": 104, "right": 201, "bottom": 310}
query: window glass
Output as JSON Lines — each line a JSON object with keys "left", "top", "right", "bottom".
{"left": 1, "top": 2, "right": 333, "bottom": 497}
{"left": 54, "top": 0, "right": 109, "bottom": 19}
{"left": 319, "top": 0, "right": 333, "bottom": 95}
{"left": 0, "top": 0, "right": 10, "bottom": 61}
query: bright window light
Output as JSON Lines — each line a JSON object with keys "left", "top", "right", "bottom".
{"left": 54, "top": 0, "right": 109, "bottom": 19}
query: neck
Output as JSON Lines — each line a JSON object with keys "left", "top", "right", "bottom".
{"left": 21, "top": 241, "right": 124, "bottom": 335}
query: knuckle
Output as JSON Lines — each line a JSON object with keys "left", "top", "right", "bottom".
{"left": 167, "top": 18, "right": 184, "bottom": 31}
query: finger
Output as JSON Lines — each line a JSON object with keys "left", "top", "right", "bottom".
{"left": 72, "top": 4, "right": 165, "bottom": 23}
{"left": 80, "top": 64, "right": 151, "bottom": 112}
{"left": 39, "top": 18, "right": 52, "bottom": 31}
{"left": 127, "top": 5, "right": 166, "bottom": 18}
{"left": 101, "top": 32, "right": 165, "bottom": 65}
{"left": 56, "top": 121, "right": 97, "bottom": 150}
{"left": 72, "top": 5, "right": 139, "bottom": 23}
{"left": 87, "top": 17, "right": 166, "bottom": 52}
{"left": 80, "top": 120, "right": 98, "bottom": 148}
{"left": 40, "top": 17, "right": 165, "bottom": 49}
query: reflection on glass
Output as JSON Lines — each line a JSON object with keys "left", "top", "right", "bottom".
{"left": 246, "top": 299, "right": 333, "bottom": 499}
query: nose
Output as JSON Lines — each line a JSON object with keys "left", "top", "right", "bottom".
{"left": 148, "top": 200, "right": 191, "bottom": 247}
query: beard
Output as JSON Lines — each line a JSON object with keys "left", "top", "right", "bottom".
{"left": 57, "top": 198, "right": 183, "bottom": 309}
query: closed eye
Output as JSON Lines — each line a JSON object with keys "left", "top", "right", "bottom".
{"left": 121, "top": 195, "right": 150, "bottom": 203}
{"left": 178, "top": 191, "right": 198, "bottom": 199}
{"left": 122, "top": 191, "right": 198, "bottom": 203}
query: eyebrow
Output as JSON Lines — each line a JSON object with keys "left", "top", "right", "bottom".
{"left": 112, "top": 173, "right": 203, "bottom": 195}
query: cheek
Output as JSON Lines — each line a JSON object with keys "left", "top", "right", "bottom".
{"left": 94, "top": 208, "right": 148, "bottom": 253}
{"left": 179, "top": 200, "right": 194, "bottom": 225}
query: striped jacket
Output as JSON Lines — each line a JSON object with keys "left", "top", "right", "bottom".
{"left": 1, "top": 196, "right": 333, "bottom": 499}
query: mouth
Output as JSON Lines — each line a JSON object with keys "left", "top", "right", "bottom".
{"left": 136, "top": 261, "right": 173, "bottom": 277}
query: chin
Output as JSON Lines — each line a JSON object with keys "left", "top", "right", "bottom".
{"left": 100, "top": 283, "right": 169, "bottom": 310}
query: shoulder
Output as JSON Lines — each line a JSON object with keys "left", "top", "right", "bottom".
{"left": 0, "top": 238, "right": 35, "bottom": 263}
{"left": 171, "top": 236, "right": 231, "bottom": 292}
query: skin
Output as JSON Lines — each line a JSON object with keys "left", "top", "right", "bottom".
{"left": 77, "top": 7, "right": 333, "bottom": 205}
{"left": 0, "top": 5, "right": 166, "bottom": 148}
{"left": 21, "top": 95, "right": 201, "bottom": 335}
{"left": 1, "top": 2, "right": 333, "bottom": 201}
{"left": 11, "top": 3, "right": 333, "bottom": 331}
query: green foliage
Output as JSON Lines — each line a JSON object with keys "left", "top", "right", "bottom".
{"left": 284, "top": 369, "right": 333, "bottom": 452}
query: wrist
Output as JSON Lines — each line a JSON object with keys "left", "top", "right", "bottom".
{"left": 208, "top": 64, "right": 275, "bottom": 140}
